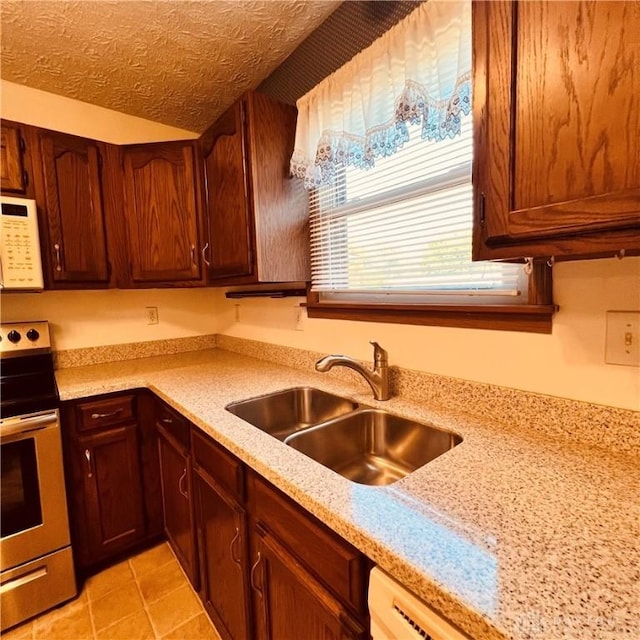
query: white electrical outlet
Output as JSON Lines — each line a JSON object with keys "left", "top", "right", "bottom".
{"left": 146, "top": 306, "right": 159, "bottom": 325}
{"left": 605, "top": 311, "right": 640, "bottom": 366}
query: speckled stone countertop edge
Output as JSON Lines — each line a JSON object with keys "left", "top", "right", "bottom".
{"left": 54, "top": 334, "right": 218, "bottom": 369}
{"left": 55, "top": 348, "right": 640, "bottom": 640}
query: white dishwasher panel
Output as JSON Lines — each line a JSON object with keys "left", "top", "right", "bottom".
{"left": 368, "top": 567, "right": 470, "bottom": 640}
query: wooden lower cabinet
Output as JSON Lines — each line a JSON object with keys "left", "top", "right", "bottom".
{"left": 251, "top": 525, "right": 367, "bottom": 640}
{"left": 66, "top": 392, "right": 371, "bottom": 639}
{"left": 62, "top": 392, "right": 153, "bottom": 572}
{"left": 75, "top": 426, "right": 145, "bottom": 562}
{"left": 193, "top": 466, "right": 251, "bottom": 640}
{"left": 157, "top": 423, "right": 198, "bottom": 588}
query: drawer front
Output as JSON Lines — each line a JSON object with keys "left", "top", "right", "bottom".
{"left": 77, "top": 395, "right": 135, "bottom": 432}
{"left": 156, "top": 403, "right": 190, "bottom": 451}
{"left": 248, "top": 473, "right": 368, "bottom": 615}
{"left": 191, "top": 429, "right": 244, "bottom": 502}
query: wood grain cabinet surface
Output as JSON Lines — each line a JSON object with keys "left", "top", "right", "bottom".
{"left": 1, "top": 121, "right": 29, "bottom": 194}
{"left": 192, "top": 430, "right": 251, "bottom": 640}
{"left": 157, "top": 413, "right": 199, "bottom": 588}
{"left": 62, "top": 394, "right": 148, "bottom": 572}
{"left": 122, "top": 141, "right": 203, "bottom": 285}
{"left": 200, "top": 92, "right": 309, "bottom": 285}
{"left": 473, "top": 0, "right": 640, "bottom": 261}
{"left": 31, "top": 130, "right": 110, "bottom": 286}
{"left": 247, "top": 472, "right": 370, "bottom": 640}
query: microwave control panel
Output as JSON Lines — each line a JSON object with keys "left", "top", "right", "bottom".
{"left": 0, "top": 197, "right": 44, "bottom": 290}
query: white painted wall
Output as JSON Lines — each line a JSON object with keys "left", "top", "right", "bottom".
{"left": 1, "top": 80, "right": 197, "bottom": 143}
{"left": 218, "top": 257, "right": 640, "bottom": 411}
{"left": 1, "top": 289, "right": 225, "bottom": 351}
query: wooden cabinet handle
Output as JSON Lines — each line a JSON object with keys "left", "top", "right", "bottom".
{"left": 84, "top": 449, "right": 93, "bottom": 478}
{"left": 250, "top": 552, "right": 263, "bottom": 597}
{"left": 178, "top": 468, "right": 188, "bottom": 499}
{"left": 90, "top": 408, "right": 123, "bottom": 420}
{"left": 190, "top": 245, "right": 196, "bottom": 266}
{"left": 202, "top": 242, "right": 211, "bottom": 267}
{"left": 160, "top": 417, "right": 173, "bottom": 425}
{"left": 230, "top": 526, "right": 241, "bottom": 565}
{"left": 54, "top": 243, "right": 62, "bottom": 272}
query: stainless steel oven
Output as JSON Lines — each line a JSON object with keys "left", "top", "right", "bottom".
{"left": 0, "top": 322, "right": 76, "bottom": 631}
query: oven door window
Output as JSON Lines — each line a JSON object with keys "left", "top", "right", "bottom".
{"left": 1, "top": 437, "right": 43, "bottom": 537}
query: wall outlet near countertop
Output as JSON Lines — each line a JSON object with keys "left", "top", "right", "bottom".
{"left": 145, "top": 306, "right": 159, "bottom": 325}
{"left": 605, "top": 311, "right": 639, "bottom": 366}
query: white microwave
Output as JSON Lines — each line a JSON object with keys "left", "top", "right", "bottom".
{"left": 0, "top": 196, "right": 44, "bottom": 291}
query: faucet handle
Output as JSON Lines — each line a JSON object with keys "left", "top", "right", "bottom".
{"left": 369, "top": 341, "right": 388, "bottom": 365}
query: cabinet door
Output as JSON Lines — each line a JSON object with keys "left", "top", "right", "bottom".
{"left": 75, "top": 425, "right": 145, "bottom": 567}
{"left": 39, "top": 132, "right": 109, "bottom": 283}
{"left": 1, "top": 122, "right": 27, "bottom": 193}
{"left": 251, "top": 527, "right": 367, "bottom": 640}
{"left": 158, "top": 428, "right": 198, "bottom": 586}
{"left": 202, "top": 101, "right": 255, "bottom": 280}
{"left": 473, "top": 0, "right": 640, "bottom": 260}
{"left": 193, "top": 466, "right": 251, "bottom": 640}
{"left": 123, "top": 142, "right": 201, "bottom": 283}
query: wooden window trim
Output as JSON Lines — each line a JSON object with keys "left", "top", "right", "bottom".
{"left": 306, "top": 263, "right": 556, "bottom": 334}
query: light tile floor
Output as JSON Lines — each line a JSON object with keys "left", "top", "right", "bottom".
{"left": 3, "top": 543, "right": 222, "bottom": 640}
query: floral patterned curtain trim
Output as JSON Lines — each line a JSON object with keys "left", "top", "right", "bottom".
{"left": 290, "top": 0, "right": 472, "bottom": 190}
{"left": 290, "top": 76, "right": 471, "bottom": 189}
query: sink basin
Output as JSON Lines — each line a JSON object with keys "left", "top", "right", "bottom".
{"left": 225, "top": 387, "right": 358, "bottom": 441}
{"left": 284, "top": 409, "right": 462, "bottom": 486}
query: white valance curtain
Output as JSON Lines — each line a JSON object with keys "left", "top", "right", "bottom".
{"left": 290, "top": 0, "right": 472, "bottom": 190}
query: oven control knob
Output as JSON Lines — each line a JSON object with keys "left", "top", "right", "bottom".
{"left": 26, "top": 329, "right": 40, "bottom": 342}
{"left": 7, "top": 330, "right": 21, "bottom": 343}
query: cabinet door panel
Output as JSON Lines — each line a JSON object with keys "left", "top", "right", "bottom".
{"left": 123, "top": 143, "right": 201, "bottom": 282}
{"left": 1, "top": 123, "right": 26, "bottom": 193}
{"left": 77, "top": 425, "right": 145, "bottom": 564}
{"left": 40, "top": 133, "right": 109, "bottom": 282}
{"left": 203, "top": 102, "right": 254, "bottom": 279}
{"left": 473, "top": 0, "right": 640, "bottom": 260}
{"left": 194, "top": 468, "right": 250, "bottom": 640}
{"left": 158, "top": 430, "right": 198, "bottom": 586}
{"left": 252, "top": 528, "right": 366, "bottom": 640}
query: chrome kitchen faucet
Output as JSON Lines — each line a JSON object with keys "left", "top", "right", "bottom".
{"left": 315, "top": 341, "right": 390, "bottom": 401}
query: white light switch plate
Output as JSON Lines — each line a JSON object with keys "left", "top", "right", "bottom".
{"left": 605, "top": 311, "right": 640, "bottom": 366}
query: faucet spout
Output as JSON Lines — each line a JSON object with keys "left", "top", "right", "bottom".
{"left": 315, "top": 342, "right": 390, "bottom": 401}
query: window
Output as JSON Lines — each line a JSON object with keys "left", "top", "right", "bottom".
{"left": 292, "top": 1, "right": 554, "bottom": 332}
{"left": 310, "top": 117, "right": 527, "bottom": 305}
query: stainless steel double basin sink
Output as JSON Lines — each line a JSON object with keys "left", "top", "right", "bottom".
{"left": 226, "top": 387, "right": 462, "bottom": 486}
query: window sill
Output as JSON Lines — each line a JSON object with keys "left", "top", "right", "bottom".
{"left": 306, "top": 299, "right": 557, "bottom": 333}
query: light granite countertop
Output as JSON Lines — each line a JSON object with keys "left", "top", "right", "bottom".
{"left": 56, "top": 348, "right": 640, "bottom": 640}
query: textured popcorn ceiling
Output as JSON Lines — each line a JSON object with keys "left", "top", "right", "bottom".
{"left": 1, "top": 0, "right": 339, "bottom": 133}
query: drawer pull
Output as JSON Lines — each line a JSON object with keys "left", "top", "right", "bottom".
{"left": 178, "top": 468, "right": 188, "bottom": 499}
{"left": 84, "top": 449, "right": 93, "bottom": 478}
{"left": 91, "top": 408, "right": 123, "bottom": 420}
{"left": 161, "top": 417, "right": 173, "bottom": 425}
{"left": 230, "top": 526, "right": 241, "bottom": 565}
{"left": 250, "top": 552, "right": 263, "bottom": 597}
{"left": 202, "top": 242, "right": 211, "bottom": 267}
{"left": 54, "top": 243, "right": 62, "bottom": 272}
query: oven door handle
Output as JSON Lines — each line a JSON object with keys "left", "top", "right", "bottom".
{"left": 0, "top": 412, "right": 58, "bottom": 437}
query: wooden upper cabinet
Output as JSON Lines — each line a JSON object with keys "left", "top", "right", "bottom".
{"left": 201, "top": 101, "right": 253, "bottom": 280}
{"left": 36, "top": 131, "right": 110, "bottom": 284}
{"left": 473, "top": 1, "right": 640, "bottom": 261}
{"left": 201, "top": 92, "right": 309, "bottom": 285}
{"left": 122, "top": 141, "right": 202, "bottom": 284}
{"left": 1, "top": 122, "right": 28, "bottom": 194}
